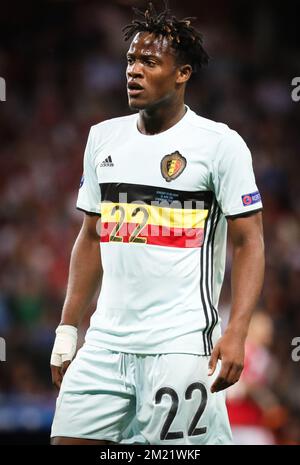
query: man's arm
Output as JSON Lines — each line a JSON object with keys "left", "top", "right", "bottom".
{"left": 50, "top": 212, "right": 102, "bottom": 388}
{"left": 209, "top": 210, "right": 265, "bottom": 393}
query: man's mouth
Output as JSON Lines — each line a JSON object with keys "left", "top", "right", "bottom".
{"left": 127, "top": 81, "right": 144, "bottom": 96}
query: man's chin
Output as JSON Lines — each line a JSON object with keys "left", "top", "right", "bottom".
{"left": 128, "top": 98, "right": 146, "bottom": 110}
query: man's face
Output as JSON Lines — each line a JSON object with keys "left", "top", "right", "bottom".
{"left": 126, "top": 32, "right": 180, "bottom": 110}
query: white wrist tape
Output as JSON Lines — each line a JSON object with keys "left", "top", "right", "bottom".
{"left": 50, "top": 325, "right": 78, "bottom": 367}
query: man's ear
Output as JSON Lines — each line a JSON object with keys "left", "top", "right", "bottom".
{"left": 176, "top": 64, "right": 193, "bottom": 84}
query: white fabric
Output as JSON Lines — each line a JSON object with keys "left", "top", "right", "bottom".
{"left": 51, "top": 343, "right": 233, "bottom": 445}
{"left": 50, "top": 325, "right": 78, "bottom": 367}
{"left": 76, "top": 106, "right": 262, "bottom": 355}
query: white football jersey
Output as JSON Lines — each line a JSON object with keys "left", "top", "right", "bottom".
{"left": 76, "top": 106, "right": 262, "bottom": 355}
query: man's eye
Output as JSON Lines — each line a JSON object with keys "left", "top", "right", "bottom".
{"left": 145, "top": 60, "right": 156, "bottom": 67}
{"left": 127, "top": 58, "right": 134, "bottom": 64}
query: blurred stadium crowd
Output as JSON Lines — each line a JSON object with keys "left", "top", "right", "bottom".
{"left": 0, "top": 0, "right": 299, "bottom": 444}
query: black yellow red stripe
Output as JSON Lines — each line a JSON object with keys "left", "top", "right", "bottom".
{"left": 99, "top": 183, "right": 213, "bottom": 248}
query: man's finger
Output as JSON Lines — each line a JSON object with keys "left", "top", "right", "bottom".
{"left": 51, "top": 365, "right": 62, "bottom": 390}
{"left": 208, "top": 346, "right": 220, "bottom": 376}
{"left": 61, "top": 360, "right": 71, "bottom": 375}
{"left": 211, "top": 377, "right": 231, "bottom": 393}
{"left": 225, "top": 363, "right": 244, "bottom": 386}
{"left": 210, "top": 361, "right": 231, "bottom": 393}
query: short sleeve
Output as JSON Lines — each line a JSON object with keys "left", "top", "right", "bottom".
{"left": 211, "top": 130, "right": 262, "bottom": 217}
{"left": 76, "top": 127, "right": 101, "bottom": 215}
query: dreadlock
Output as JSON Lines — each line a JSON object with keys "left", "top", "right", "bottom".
{"left": 123, "top": 2, "right": 209, "bottom": 72}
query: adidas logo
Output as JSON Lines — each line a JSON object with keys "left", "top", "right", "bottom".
{"left": 100, "top": 155, "right": 114, "bottom": 167}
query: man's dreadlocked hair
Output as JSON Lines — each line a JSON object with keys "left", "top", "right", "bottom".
{"left": 123, "top": 2, "right": 209, "bottom": 73}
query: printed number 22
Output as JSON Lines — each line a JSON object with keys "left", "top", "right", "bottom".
{"left": 110, "top": 205, "right": 148, "bottom": 243}
{"left": 155, "top": 382, "right": 207, "bottom": 440}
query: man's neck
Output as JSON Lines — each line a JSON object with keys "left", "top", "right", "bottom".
{"left": 137, "top": 101, "right": 186, "bottom": 135}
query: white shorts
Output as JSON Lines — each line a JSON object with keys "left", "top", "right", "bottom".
{"left": 51, "top": 343, "right": 232, "bottom": 445}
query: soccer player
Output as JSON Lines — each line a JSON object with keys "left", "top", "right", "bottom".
{"left": 50, "top": 3, "right": 264, "bottom": 445}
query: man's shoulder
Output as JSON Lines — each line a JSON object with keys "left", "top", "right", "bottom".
{"left": 188, "top": 109, "right": 247, "bottom": 150}
{"left": 91, "top": 113, "right": 137, "bottom": 136}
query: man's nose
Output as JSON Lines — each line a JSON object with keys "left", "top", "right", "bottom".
{"left": 127, "top": 62, "right": 143, "bottom": 78}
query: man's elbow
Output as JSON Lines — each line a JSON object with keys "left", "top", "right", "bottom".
{"left": 233, "top": 232, "right": 265, "bottom": 261}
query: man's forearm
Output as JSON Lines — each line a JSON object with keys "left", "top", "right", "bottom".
{"left": 226, "top": 235, "right": 265, "bottom": 339}
{"left": 60, "top": 229, "right": 102, "bottom": 328}
{"left": 209, "top": 213, "right": 265, "bottom": 393}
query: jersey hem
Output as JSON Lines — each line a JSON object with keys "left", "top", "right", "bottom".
{"left": 84, "top": 340, "right": 211, "bottom": 356}
{"left": 224, "top": 205, "right": 263, "bottom": 218}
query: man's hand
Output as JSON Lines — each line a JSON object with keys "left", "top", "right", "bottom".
{"left": 50, "top": 325, "right": 78, "bottom": 389}
{"left": 208, "top": 330, "right": 245, "bottom": 393}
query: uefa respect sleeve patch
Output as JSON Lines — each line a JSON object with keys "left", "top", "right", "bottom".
{"left": 241, "top": 191, "right": 261, "bottom": 206}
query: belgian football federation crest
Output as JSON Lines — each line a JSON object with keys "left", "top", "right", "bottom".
{"left": 160, "top": 151, "right": 187, "bottom": 182}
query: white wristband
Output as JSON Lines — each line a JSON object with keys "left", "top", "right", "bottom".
{"left": 50, "top": 325, "right": 78, "bottom": 367}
